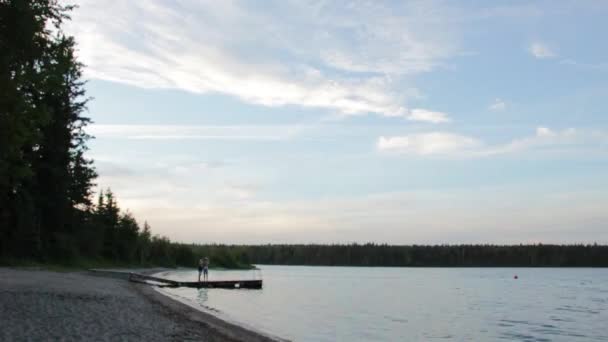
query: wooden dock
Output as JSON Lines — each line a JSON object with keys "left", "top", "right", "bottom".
{"left": 129, "top": 272, "right": 263, "bottom": 289}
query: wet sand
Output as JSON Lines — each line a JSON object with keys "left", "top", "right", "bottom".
{"left": 0, "top": 268, "right": 281, "bottom": 341}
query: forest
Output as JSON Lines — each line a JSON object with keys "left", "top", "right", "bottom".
{"left": 226, "top": 244, "right": 608, "bottom": 267}
{"left": 0, "top": 1, "right": 199, "bottom": 267}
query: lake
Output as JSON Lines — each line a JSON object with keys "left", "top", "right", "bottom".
{"left": 155, "top": 266, "right": 608, "bottom": 341}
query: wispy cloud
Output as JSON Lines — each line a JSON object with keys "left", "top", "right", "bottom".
{"left": 407, "top": 109, "right": 451, "bottom": 123}
{"left": 529, "top": 44, "right": 608, "bottom": 72}
{"left": 480, "top": 126, "right": 579, "bottom": 156}
{"left": 378, "top": 127, "right": 608, "bottom": 157}
{"left": 378, "top": 132, "right": 479, "bottom": 155}
{"left": 529, "top": 42, "right": 556, "bottom": 59}
{"left": 219, "top": 184, "right": 258, "bottom": 201}
{"left": 124, "top": 189, "right": 608, "bottom": 244}
{"left": 489, "top": 98, "right": 506, "bottom": 111}
{"left": 65, "top": 1, "right": 460, "bottom": 117}
{"left": 559, "top": 59, "right": 608, "bottom": 72}
{"left": 87, "top": 124, "right": 305, "bottom": 141}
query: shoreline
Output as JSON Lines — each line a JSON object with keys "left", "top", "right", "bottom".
{"left": 0, "top": 267, "right": 284, "bottom": 341}
{"left": 140, "top": 280, "right": 286, "bottom": 342}
{"left": 139, "top": 270, "right": 286, "bottom": 342}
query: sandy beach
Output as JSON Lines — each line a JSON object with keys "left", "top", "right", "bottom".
{"left": 0, "top": 268, "right": 280, "bottom": 341}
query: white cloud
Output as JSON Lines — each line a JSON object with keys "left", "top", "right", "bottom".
{"left": 377, "top": 132, "right": 479, "bottom": 155}
{"left": 219, "top": 184, "right": 258, "bottom": 201}
{"left": 407, "top": 109, "right": 451, "bottom": 123}
{"left": 64, "top": 1, "right": 460, "bottom": 117}
{"left": 86, "top": 124, "right": 305, "bottom": 141}
{"left": 529, "top": 42, "right": 556, "bottom": 59}
{"left": 122, "top": 189, "right": 608, "bottom": 244}
{"left": 489, "top": 98, "right": 506, "bottom": 111}
{"left": 559, "top": 59, "right": 608, "bottom": 72}
{"left": 481, "top": 126, "right": 579, "bottom": 156}
{"left": 536, "top": 126, "right": 556, "bottom": 138}
{"left": 379, "top": 127, "right": 608, "bottom": 157}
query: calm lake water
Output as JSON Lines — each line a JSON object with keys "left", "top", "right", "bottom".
{"left": 156, "top": 266, "right": 608, "bottom": 341}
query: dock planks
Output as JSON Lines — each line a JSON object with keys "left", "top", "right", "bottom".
{"left": 129, "top": 272, "right": 263, "bottom": 289}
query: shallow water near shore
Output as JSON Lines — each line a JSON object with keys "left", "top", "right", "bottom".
{"left": 156, "top": 266, "right": 608, "bottom": 341}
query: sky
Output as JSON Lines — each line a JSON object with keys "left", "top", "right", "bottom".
{"left": 64, "top": 0, "right": 608, "bottom": 244}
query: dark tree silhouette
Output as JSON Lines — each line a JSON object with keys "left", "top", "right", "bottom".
{"left": 218, "top": 244, "right": 608, "bottom": 267}
{"left": 0, "top": 1, "right": 198, "bottom": 268}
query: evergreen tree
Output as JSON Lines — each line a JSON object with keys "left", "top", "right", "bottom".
{"left": 33, "top": 33, "right": 93, "bottom": 259}
{"left": 0, "top": 1, "right": 204, "bottom": 267}
{"left": 116, "top": 211, "right": 140, "bottom": 262}
{"left": 0, "top": 0, "right": 76, "bottom": 258}
{"left": 137, "top": 221, "right": 152, "bottom": 265}
{"left": 99, "top": 189, "right": 120, "bottom": 260}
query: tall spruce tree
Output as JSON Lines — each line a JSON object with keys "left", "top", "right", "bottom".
{"left": 0, "top": 1, "right": 95, "bottom": 260}
{"left": 1, "top": 1, "right": 203, "bottom": 267}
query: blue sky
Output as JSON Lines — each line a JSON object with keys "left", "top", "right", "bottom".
{"left": 66, "top": 0, "right": 608, "bottom": 244}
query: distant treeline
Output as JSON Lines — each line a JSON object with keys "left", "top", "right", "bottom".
{"left": 0, "top": 1, "right": 201, "bottom": 268}
{"left": 210, "top": 244, "right": 608, "bottom": 267}
{"left": 189, "top": 244, "right": 254, "bottom": 269}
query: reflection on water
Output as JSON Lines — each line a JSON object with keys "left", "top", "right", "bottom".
{"left": 197, "top": 288, "right": 208, "bottom": 304}
{"left": 157, "top": 267, "right": 608, "bottom": 342}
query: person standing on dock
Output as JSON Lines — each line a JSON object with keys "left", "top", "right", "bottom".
{"left": 202, "top": 257, "right": 209, "bottom": 281}
{"left": 198, "top": 258, "right": 205, "bottom": 282}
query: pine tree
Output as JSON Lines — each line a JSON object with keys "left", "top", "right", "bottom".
{"left": 1, "top": 1, "right": 190, "bottom": 267}
{"left": 33, "top": 33, "right": 94, "bottom": 259}
{"left": 101, "top": 189, "right": 120, "bottom": 260}
{"left": 0, "top": 0, "right": 77, "bottom": 258}
{"left": 138, "top": 221, "right": 152, "bottom": 265}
